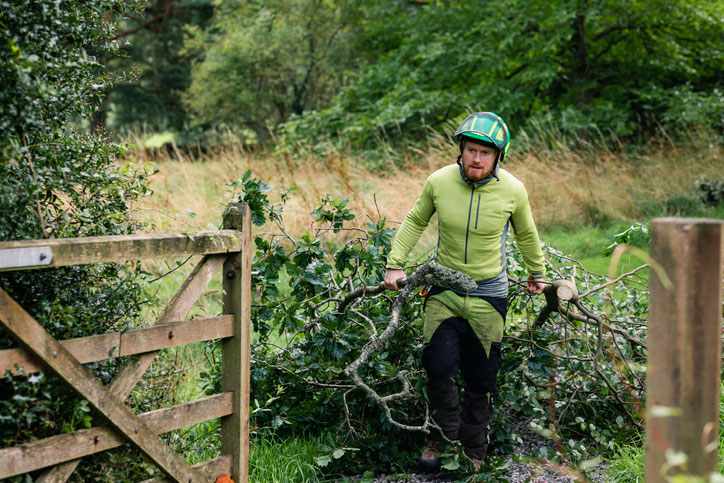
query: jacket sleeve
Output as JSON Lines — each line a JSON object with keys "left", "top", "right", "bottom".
{"left": 385, "top": 178, "right": 436, "bottom": 270}
{"left": 511, "top": 183, "right": 546, "bottom": 278}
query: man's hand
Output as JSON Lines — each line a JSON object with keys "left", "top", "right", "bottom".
{"left": 527, "top": 276, "right": 545, "bottom": 295}
{"left": 384, "top": 269, "right": 406, "bottom": 291}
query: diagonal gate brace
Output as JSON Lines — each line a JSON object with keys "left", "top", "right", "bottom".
{"left": 0, "top": 288, "right": 204, "bottom": 483}
{"left": 37, "top": 253, "right": 227, "bottom": 483}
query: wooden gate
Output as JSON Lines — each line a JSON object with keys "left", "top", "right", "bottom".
{"left": 0, "top": 203, "right": 252, "bottom": 482}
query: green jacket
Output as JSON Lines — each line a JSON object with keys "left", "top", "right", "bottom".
{"left": 386, "top": 164, "right": 545, "bottom": 286}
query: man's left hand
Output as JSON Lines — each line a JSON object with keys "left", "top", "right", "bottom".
{"left": 527, "top": 276, "right": 545, "bottom": 295}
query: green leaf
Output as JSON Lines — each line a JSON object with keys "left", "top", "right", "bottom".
{"left": 441, "top": 460, "right": 460, "bottom": 470}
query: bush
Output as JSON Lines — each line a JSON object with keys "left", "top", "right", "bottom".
{"left": 696, "top": 176, "right": 724, "bottom": 207}
{"left": 0, "top": 0, "right": 153, "bottom": 479}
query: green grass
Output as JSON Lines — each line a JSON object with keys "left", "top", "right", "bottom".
{"left": 249, "top": 432, "right": 324, "bottom": 483}
{"left": 161, "top": 421, "right": 325, "bottom": 482}
{"left": 605, "top": 386, "right": 724, "bottom": 481}
{"left": 540, "top": 223, "right": 649, "bottom": 275}
{"left": 539, "top": 189, "right": 724, "bottom": 276}
{"left": 606, "top": 434, "right": 645, "bottom": 483}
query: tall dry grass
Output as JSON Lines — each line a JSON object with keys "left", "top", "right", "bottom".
{"left": 129, "top": 133, "right": 723, "bottom": 245}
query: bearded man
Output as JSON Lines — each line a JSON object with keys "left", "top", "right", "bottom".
{"left": 384, "top": 112, "right": 546, "bottom": 471}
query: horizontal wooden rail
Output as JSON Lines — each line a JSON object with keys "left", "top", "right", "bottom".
{"left": 0, "top": 392, "right": 233, "bottom": 479}
{"left": 142, "top": 455, "right": 233, "bottom": 483}
{"left": 0, "top": 315, "right": 234, "bottom": 378}
{"left": 0, "top": 230, "right": 242, "bottom": 271}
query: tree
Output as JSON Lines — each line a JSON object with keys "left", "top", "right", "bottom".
{"left": 224, "top": 173, "right": 651, "bottom": 475}
{"left": 280, "top": 0, "right": 724, "bottom": 150}
{"left": 102, "top": 0, "right": 215, "bottom": 135}
{"left": 182, "top": 0, "right": 367, "bottom": 142}
{"left": 0, "top": 1, "right": 152, "bottom": 478}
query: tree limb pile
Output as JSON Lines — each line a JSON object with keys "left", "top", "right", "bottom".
{"left": 342, "top": 261, "right": 476, "bottom": 431}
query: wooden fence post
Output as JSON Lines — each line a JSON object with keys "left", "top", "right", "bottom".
{"left": 221, "top": 203, "right": 252, "bottom": 483}
{"left": 645, "top": 218, "right": 723, "bottom": 481}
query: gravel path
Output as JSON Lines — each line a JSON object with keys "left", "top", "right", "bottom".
{"left": 347, "top": 409, "right": 610, "bottom": 483}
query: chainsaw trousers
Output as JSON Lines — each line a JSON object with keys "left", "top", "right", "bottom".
{"left": 421, "top": 293, "right": 503, "bottom": 459}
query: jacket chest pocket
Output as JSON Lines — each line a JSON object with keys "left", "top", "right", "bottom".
{"left": 471, "top": 195, "right": 510, "bottom": 236}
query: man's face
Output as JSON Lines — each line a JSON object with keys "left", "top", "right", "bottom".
{"left": 460, "top": 140, "right": 497, "bottom": 181}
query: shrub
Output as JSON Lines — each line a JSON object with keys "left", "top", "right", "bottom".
{"left": 0, "top": 0, "right": 153, "bottom": 479}
{"left": 696, "top": 176, "right": 724, "bottom": 207}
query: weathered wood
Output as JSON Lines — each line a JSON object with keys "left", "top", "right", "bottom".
{"left": 0, "top": 315, "right": 234, "bottom": 378}
{"left": 221, "top": 204, "right": 252, "bottom": 483}
{"left": 38, "top": 254, "right": 226, "bottom": 482}
{"left": 109, "top": 254, "right": 227, "bottom": 399}
{"left": 0, "top": 231, "right": 242, "bottom": 270}
{"left": 141, "top": 455, "right": 233, "bottom": 483}
{"left": 644, "top": 218, "right": 723, "bottom": 481}
{"left": 0, "top": 288, "right": 204, "bottom": 482}
{"left": 0, "top": 392, "right": 233, "bottom": 478}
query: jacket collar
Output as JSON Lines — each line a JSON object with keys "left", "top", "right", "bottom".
{"left": 456, "top": 156, "right": 499, "bottom": 187}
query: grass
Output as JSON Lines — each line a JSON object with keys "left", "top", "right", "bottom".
{"left": 540, "top": 224, "right": 649, "bottom": 275}
{"left": 128, "top": 131, "right": 723, "bottom": 283}
{"left": 605, "top": 386, "right": 724, "bottom": 482}
{"left": 128, "top": 129, "right": 724, "bottom": 241}
{"left": 248, "top": 432, "right": 324, "bottom": 482}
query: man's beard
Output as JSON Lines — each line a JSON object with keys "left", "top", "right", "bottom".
{"left": 465, "top": 165, "right": 490, "bottom": 180}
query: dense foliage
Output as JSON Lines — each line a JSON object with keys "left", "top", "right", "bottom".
{"left": 280, "top": 0, "right": 724, "bottom": 150}
{"left": 183, "top": 0, "right": 367, "bottom": 143}
{"left": 102, "top": 0, "right": 724, "bottom": 152}
{"left": 216, "top": 173, "right": 652, "bottom": 477}
{"left": 103, "top": 0, "right": 214, "bottom": 134}
{"left": 0, "top": 0, "right": 152, "bottom": 478}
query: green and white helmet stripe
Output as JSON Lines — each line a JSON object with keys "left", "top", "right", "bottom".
{"left": 454, "top": 112, "right": 510, "bottom": 160}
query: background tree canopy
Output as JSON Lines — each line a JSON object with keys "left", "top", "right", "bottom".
{"left": 280, "top": 0, "right": 724, "bottom": 149}
{"left": 101, "top": 0, "right": 214, "bottom": 134}
{"left": 182, "top": 0, "right": 369, "bottom": 142}
{"left": 104, "top": 0, "right": 724, "bottom": 151}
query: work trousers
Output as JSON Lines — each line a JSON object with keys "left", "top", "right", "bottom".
{"left": 421, "top": 292, "right": 503, "bottom": 459}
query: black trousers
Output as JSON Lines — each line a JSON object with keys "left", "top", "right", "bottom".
{"left": 421, "top": 316, "right": 501, "bottom": 459}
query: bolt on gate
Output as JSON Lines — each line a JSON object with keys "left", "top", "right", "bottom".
{"left": 0, "top": 203, "right": 252, "bottom": 482}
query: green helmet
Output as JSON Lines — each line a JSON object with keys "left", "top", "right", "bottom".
{"left": 454, "top": 112, "right": 510, "bottom": 162}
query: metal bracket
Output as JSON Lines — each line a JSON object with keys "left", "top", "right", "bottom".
{"left": 0, "top": 247, "right": 53, "bottom": 270}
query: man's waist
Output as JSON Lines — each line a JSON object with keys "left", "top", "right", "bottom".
{"left": 450, "top": 270, "right": 508, "bottom": 298}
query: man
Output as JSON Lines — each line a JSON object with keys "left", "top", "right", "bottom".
{"left": 384, "top": 112, "right": 545, "bottom": 471}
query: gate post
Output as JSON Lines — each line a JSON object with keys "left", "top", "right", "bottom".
{"left": 645, "top": 218, "right": 723, "bottom": 481}
{"left": 221, "top": 203, "right": 252, "bottom": 482}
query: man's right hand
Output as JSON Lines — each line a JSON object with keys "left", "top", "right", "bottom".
{"left": 384, "top": 269, "right": 406, "bottom": 291}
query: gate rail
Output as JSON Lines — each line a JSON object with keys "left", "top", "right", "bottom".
{"left": 0, "top": 203, "right": 252, "bottom": 483}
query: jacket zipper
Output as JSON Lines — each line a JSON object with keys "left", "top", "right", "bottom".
{"left": 475, "top": 194, "right": 481, "bottom": 229}
{"left": 464, "top": 186, "right": 476, "bottom": 263}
